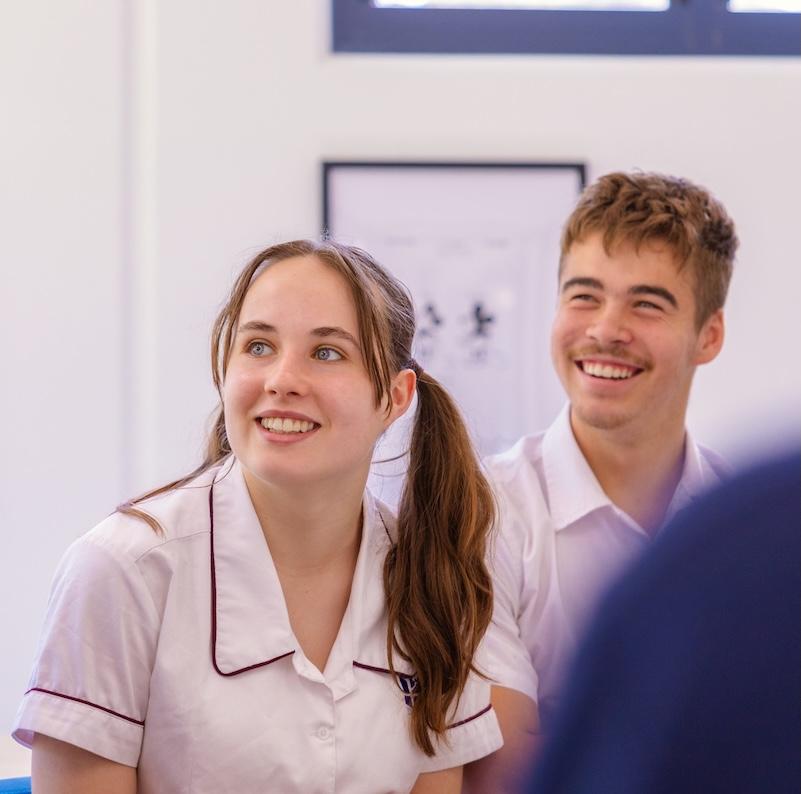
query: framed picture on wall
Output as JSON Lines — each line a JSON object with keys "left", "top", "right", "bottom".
{"left": 323, "top": 161, "right": 585, "bottom": 503}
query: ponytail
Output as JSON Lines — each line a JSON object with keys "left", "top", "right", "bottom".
{"left": 383, "top": 368, "right": 495, "bottom": 756}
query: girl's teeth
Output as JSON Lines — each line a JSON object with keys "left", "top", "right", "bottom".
{"left": 260, "top": 417, "right": 314, "bottom": 433}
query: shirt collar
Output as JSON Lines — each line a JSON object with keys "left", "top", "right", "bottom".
{"left": 543, "top": 404, "right": 615, "bottom": 531}
{"left": 664, "top": 430, "right": 725, "bottom": 521}
{"left": 210, "top": 457, "right": 296, "bottom": 676}
{"left": 543, "top": 404, "right": 725, "bottom": 533}
{"left": 339, "top": 494, "right": 416, "bottom": 677}
{"left": 209, "top": 459, "right": 411, "bottom": 691}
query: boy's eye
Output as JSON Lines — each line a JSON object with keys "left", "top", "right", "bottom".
{"left": 570, "top": 293, "right": 597, "bottom": 303}
{"left": 247, "top": 340, "right": 273, "bottom": 357}
{"left": 635, "top": 300, "right": 662, "bottom": 311}
{"left": 314, "top": 347, "right": 343, "bottom": 362}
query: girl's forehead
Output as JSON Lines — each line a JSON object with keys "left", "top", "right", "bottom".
{"left": 251, "top": 254, "right": 333, "bottom": 284}
{"left": 239, "top": 256, "right": 360, "bottom": 327}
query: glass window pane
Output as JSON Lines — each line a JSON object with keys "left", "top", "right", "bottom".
{"left": 373, "top": 0, "right": 669, "bottom": 10}
{"left": 728, "top": 0, "right": 801, "bottom": 11}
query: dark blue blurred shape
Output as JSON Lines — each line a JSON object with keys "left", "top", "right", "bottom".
{"left": 528, "top": 451, "right": 801, "bottom": 794}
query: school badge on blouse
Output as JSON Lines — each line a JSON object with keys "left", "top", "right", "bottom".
{"left": 397, "top": 673, "right": 420, "bottom": 708}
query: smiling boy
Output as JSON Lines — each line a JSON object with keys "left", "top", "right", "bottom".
{"left": 465, "top": 171, "right": 738, "bottom": 792}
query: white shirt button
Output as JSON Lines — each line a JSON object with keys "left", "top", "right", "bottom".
{"left": 316, "top": 726, "right": 331, "bottom": 741}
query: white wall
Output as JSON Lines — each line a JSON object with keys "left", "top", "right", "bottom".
{"left": 2, "top": 0, "right": 800, "bottom": 773}
{"left": 0, "top": 0, "right": 127, "bottom": 773}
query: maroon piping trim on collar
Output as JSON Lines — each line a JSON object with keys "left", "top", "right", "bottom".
{"left": 208, "top": 480, "right": 295, "bottom": 677}
{"left": 353, "top": 664, "right": 493, "bottom": 730}
{"left": 353, "top": 660, "right": 416, "bottom": 681}
{"left": 377, "top": 508, "right": 393, "bottom": 544}
{"left": 26, "top": 687, "right": 144, "bottom": 726}
{"left": 353, "top": 661, "right": 396, "bottom": 676}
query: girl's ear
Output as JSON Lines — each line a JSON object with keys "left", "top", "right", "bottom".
{"left": 384, "top": 369, "right": 417, "bottom": 429}
{"left": 695, "top": 309, "right": 725, "bottom": 365}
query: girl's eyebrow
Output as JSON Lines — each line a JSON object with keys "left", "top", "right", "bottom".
{"left": 237, "top": 320, "right": 276, "bottom": 335}
{"left": 312, "top": 326, "right": 361, "bottom": 351}
{"left": 237, "top": 321, "right": 361, "bottom": 351}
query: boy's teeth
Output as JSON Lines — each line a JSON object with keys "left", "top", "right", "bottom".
{"left": 260, "top": 417, "right": 314, "bottom": 433}
{"left": 581, "top": 361, "right": 636, "bottom": 380}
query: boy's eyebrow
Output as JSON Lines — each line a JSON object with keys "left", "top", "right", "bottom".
{"left": 561, "top": 278, "right": 679, "bottom": 309}
{"left": 562, "top": 277, "right": 603, "bottom": 293}
{"left": 629, "top": 284, "right": 679, "bottom": 309}
{"left": 237, "top": 321, "right": 362, "bottom": 350}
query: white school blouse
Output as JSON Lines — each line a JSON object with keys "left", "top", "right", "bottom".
{"left": 482, "top": 405, "right": 729, "bottom": 720}
{"left": 13, "top": 458, "right": 501, "bottom": 793}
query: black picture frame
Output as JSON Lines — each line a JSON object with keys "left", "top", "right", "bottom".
{"left": 321, "top": 159, "right": 587, "bottom": 478}
{"left": 323, "top": 160, "right": 587, "bottom": 235}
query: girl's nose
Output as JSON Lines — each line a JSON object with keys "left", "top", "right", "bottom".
{"left": 264, "top": 354, "right": 309, "bottom": 397}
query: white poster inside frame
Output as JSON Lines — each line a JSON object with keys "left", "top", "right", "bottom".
{"left": 323, "top": 162, "right": 585, "bottom": 505}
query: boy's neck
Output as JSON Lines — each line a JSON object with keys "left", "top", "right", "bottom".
{"left": 571, "top": 412, "right": 687, "bottom": 535}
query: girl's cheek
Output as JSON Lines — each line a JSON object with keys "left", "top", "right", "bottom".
{"left": 225, "top": 366, "right": 264, "bottom": 400}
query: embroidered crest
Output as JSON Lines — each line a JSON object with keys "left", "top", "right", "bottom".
{"left": 397, "top": 673, "right": 420, "bottom": 708}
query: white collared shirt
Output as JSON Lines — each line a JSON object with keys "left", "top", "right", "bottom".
{"left": 13, "top": 458, "right": 501, "bottom": 793}
{"left": 482, "top": 405, "right": 728, "bottom": 718}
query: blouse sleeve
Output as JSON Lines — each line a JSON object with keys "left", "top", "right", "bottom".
{"left": 417, "top": 668, "right": 504, "bottom": 773}
{"left": 12, "top": 529, "right": 161, "bottom": 767}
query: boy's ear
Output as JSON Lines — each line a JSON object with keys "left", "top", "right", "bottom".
{"left": 695, "top": 309, "right": 725, "bottom": 365}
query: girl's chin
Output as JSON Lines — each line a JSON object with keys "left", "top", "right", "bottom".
{"left": 242, "top": 462, "right": 331, "bottom": 489}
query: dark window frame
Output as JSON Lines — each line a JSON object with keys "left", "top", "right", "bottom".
{"left": 332, "top": 0, "right": 800, "bottom": 56}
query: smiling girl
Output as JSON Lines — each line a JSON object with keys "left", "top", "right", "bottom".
{"left": 14, "top": 241, "right": 502, "bottom": 793}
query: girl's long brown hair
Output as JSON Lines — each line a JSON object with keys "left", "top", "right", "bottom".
{"left": 119, "top": 240, "right": 495, "bottom": 755}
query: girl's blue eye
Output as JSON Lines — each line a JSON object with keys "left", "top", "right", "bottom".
{"left": 314, "top": 347, "right": 342, "bottom": 362}
{"left": 248, "top": 341, "right": 272, "bottom": 356}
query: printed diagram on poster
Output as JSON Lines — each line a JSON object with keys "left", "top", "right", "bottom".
{"left": 323, "top": 162, "right": 585, "bottom": 505}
